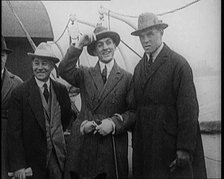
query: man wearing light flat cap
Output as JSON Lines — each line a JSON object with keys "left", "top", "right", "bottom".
{"left": 7, "top": 42, "right": 73, "bottom": 179}
{"left": 58, "top": 26, "right": 135, "bottom": 179}
{"left": 130, "top": 12, "right": 207, "bottom": 178}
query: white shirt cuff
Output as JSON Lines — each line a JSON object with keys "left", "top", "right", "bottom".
{"left": 114, "top": 113, "right": 123, "bottom": 122}
{"left": 80, "top": 120, "right": 88, "bottom": 135}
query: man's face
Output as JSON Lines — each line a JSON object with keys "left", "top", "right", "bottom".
{"left": 95, "top": 37, "right": 116, "bottom": 64}
{"left": 1, "top": 51, "right": 7, "bottom": 71}
{"left": 32, "top": 57, "right": 54, "bottom": 82}
{"left": 139, "top": 28, "right": 163, "bottom": 55}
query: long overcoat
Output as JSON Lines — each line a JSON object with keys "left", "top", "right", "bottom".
{"left": 7, "top": 77, "right": 73, "bottom": 179}
{"left": 1, "top": 68, "right": 23, "bottom": 179}
{"left": 58, "top": 47, "right": 134, "bottom": 179}
{"left": 132, "top": 43, "right": 207, "bottom": 179}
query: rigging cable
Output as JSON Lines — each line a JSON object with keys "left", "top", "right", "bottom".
{"left": 6, "top": 1, "right": 36, "bottom": 51}
{"left": 102, "top": 0, "right": 201, "bottom": 18}
{"left": 54, "top": 18, "right": 71, "bottom": 43}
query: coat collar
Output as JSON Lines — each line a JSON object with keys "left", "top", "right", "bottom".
{"left": 141, "top": 43, "right": 171, "bottom": 89}
{"left": 1, "top": 68, "right": 15, "bottom": 103}
{"left": 89, "top": 61, "right": 104, "bottom": 92}
{"left": 93, "top": 61, "right": 123, "bottom": 112}
{"left": 27, "top": 76, "right": 46, "bottom": 133}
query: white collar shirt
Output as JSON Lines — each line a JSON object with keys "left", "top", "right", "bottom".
{"left": 146, "top": 42, "right": 164, "bottom": 62}
{"left": 35, "top": 77, "right": 50, "bottom": 93}
{"left": 99, "top": 59, "right": 114, "bottom": 79}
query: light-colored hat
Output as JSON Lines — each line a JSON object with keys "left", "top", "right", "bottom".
{"left": 131, "top": 12, "right": 168, "bottom": 36}
{"left": 27, "top": 42, "right": 59, "bottom": 63}
{"left": 87, "top": 26, "right": 120, "bottom": 56}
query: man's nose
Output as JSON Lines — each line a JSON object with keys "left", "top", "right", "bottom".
{"left": 102, "top": 43, "right": 109, "bottom": 49}
{"left": 37, "top": 64, "right": 44, "bottom": 69}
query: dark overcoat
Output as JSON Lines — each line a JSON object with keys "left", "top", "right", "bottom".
{"left": 1, "top": 68, "right": 23, "bottom": 179}
{"left": 132, "top": 43, "right": 207, "bottom": 179}
{"left": 58, "top": 47, "right": 134, "bottom": 179}
{"left": 7, "top": 77, "right": 73, "bottom": 179}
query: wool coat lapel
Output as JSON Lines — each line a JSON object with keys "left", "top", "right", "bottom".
{"left": 141, "top": 44, "right": 169, "bottom": 90}
{"left": 89, "top": 61, "right": 104, "bottom": 92}
{"left": 1, "top": 69, "right": 14, "bottom": 103}
{"left": 28, "top": 77, "right": 46, "bottom": 133}
{"left": 94, "top": 61, "right": 123, "bottom": 111}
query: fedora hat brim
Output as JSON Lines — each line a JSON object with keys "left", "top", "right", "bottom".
{"left": 87, "top": 31, "right": 120, "bottom": 56}
{"left": 131, "top": 23, "right": 168, "bottom": 36}
{"left": 27, "top": 53, "right": 60, "bottom": 63}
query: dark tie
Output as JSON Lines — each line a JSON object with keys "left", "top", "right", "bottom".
{"left": 43, "top": 83, "right": 49, "bottom": 102}
{"left": 101, "top": 65, "right": 107, "bottom": 84}
{"left": 148, "top": 54, "right": 153, "bottom": 65}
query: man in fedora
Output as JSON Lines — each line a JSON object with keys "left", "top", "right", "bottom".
{"left": 130, "top": 12, "right": 207, "bottom": 178}
{"left": 1, "top": 36, "right": 23, "bottom": 179}
{"left": 58, "top": 25, "right": 135, "bottom": 179}
{"left": 7, "top": 42, "right": 73, "bottom": 179}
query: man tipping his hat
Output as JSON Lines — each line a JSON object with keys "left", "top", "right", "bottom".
{"left": 130, "top": 12, "right": 207, "bottom": 179}
{"left": 7, "top": 42, "right": 73, "bottom": 179}
{"left": 1, "top": 36, "right": 23, "bottom": 179}
{"left": 58, "top": 26, "right": 135, "bottom": 179}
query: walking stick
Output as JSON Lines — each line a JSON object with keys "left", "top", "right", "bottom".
{"left": 111, "top": 135, "right": 119, "bottom": 179}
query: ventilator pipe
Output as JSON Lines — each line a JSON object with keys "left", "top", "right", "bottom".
{"left": 99, "top": 6, "right": 137, "bottom": 30}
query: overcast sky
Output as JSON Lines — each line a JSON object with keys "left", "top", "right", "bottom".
{"left": 41, "top": 0, "right": 220, "bottom": 122}
{"left": 42, "top": 0, "right": 221, "bottom": 71}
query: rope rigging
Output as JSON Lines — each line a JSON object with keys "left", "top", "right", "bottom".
{"left": 101, "top": 0, "right": 201, "bottom": 18}
{"left": 6, "top": 1, "right": 36, "bottom": 51}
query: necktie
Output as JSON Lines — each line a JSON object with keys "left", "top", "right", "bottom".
{"left": 43, "top": 83, "right": 49, "bottom": 102}
{"left": 101, "top": 65, "right": 107, "bottom": 84}
{"left": 148, "top": 54, "right": 153, "bottom": 65}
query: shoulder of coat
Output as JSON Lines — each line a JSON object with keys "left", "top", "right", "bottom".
{"left": 7, "top": 71, "right": 23, "bottom": 83}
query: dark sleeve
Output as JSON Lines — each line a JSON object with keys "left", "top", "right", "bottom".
{"left": 60, "top": 84, "right": 74, "bottom": 131}
{"left": 111, "top": 74, "right": 136, "bottom": 135}
{"left": 58, "top": 46, "right": 84, "bottom": 88}
{"left": 174, "top": 61, "right": 199, "bottom": 153}
{"left": 7, "top": 87, "right": 27, "bottom": 171}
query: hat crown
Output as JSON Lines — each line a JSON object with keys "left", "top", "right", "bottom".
{"left": 28, "top": 42, "right": 59, "bottom": 63}
{"left": 87, "top": 25, "right": 120, "bottom": 56}
{"left": 34, "top": 42, "right": 57, "bottom": 59}
{"left": 138, "top": 12, "right": 163, "bottom": 30}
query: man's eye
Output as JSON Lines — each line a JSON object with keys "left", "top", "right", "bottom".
{"left": 106, "top": 41, "right": 112, "bottom": 45}
{"left": 96, "top": 44, "right": 103, "bottom": 48}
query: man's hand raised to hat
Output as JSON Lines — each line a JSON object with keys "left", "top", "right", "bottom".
{"left": 74, "top": 33, "right": 96, "bottom": 49}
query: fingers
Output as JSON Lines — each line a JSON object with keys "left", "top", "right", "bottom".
{"left": 95, "top": 119, "right": 113, "bottom": 136}
{"left": 176, "top": 157, "right": 190, "bottom": 169}
{"left": 169, "top": 159, "right": 177, "bottom": 172}
{"left": 14, "top": 168, "right": 26, "bottom": 179}
{"left": 84, "top": 121, "right": 97, "bottom": 134}
{"left": 176, "top": 150, "right": 191, "bottom": 168}
{"left": 79, "top": 33, "right": 95, "bottom": 46}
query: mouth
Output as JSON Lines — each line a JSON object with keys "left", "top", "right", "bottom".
{"left": 36, "top": 72, "right": 46, "bottom": 75}
{"left": 144, "top": 45, "right": 151, "bottom": 49}
{"left": 102, "top": 50, "right": 111, "bottom": 56}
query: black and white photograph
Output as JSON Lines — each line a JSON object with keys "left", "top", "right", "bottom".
{"left": 2, "top": 0, "right": 221, "bottom": 179}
